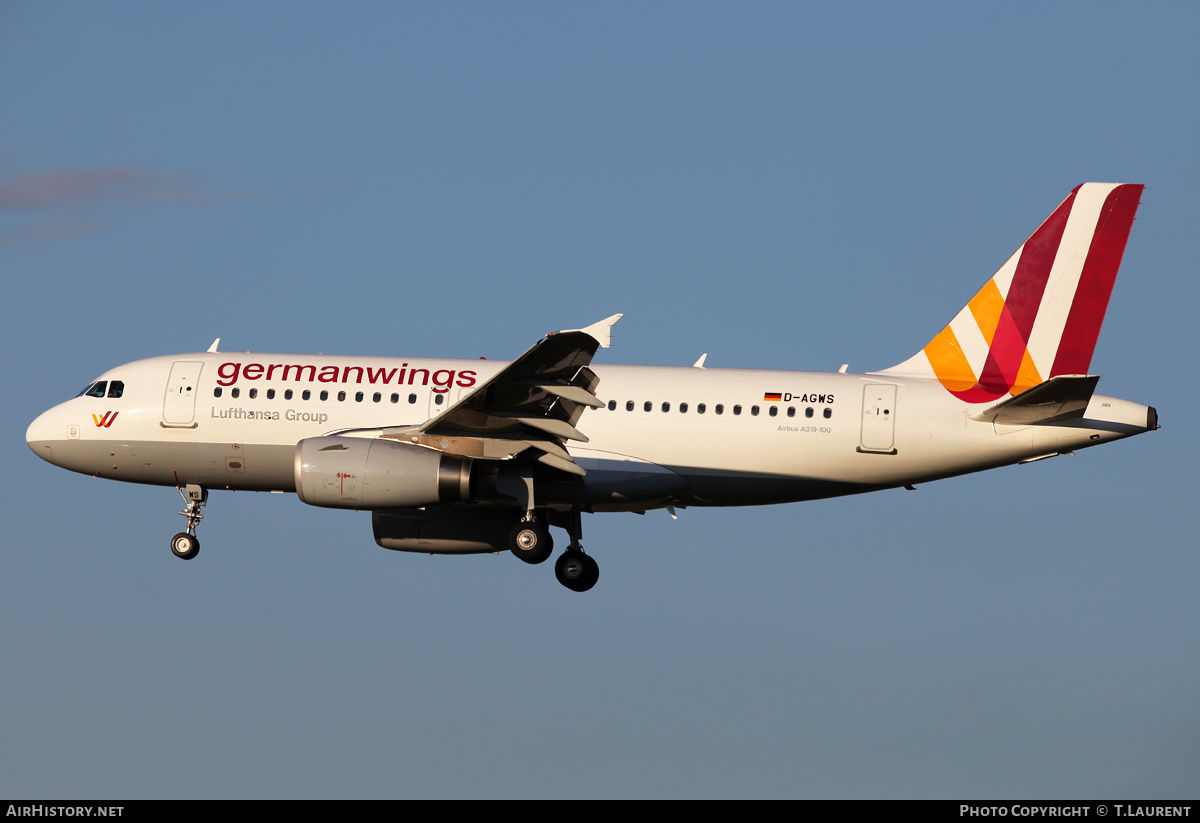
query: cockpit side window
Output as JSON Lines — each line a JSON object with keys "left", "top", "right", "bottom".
{"left": 84, "top": 381, "right": 108, "bottom": 398}
{"left": 107, "top": 380, "right": 124, "bottom": 398}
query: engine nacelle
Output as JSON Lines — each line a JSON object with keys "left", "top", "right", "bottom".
{"left": 294, "top": 435, "right": 474, "bottom": 510}
{"left": 373, "top": 507, "right": 515, "bottom": 554}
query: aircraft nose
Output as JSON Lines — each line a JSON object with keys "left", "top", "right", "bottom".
{"left": 26, "top": 411, "right": 55, "bottom": 463}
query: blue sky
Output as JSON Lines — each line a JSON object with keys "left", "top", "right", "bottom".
{"left": 3, "top": 2, "right": 1197, "bottom": 798}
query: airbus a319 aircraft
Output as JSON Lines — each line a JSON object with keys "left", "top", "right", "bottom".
{"left": 27, "top": 183, "right": 1156, "bottom": 592}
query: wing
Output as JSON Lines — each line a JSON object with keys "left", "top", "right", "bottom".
{"left": 416, "top": 314, "right": 623, "bottom": 475}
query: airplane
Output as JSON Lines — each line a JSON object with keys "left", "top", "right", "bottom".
{"left": 26, "top": 183, "right": 1157, "bottom": 592}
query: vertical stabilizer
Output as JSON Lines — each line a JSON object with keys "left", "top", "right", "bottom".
{"left": 877, "top": 183, "right": 1143, "bottom": 402}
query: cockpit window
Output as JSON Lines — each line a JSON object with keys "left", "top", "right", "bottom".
{"left": 83, "top": 381, "right": 108, "bottom": 398}
{"left": 107, "top": 380, "right": 124, "bottom": 398}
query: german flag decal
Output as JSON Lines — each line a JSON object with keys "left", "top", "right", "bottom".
{"left": 763, "top": 393, "right": 782, "bottom": 402}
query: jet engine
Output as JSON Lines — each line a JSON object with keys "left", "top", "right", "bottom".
{"left": 294, "top": 435, "right": 474, "bottom": 509}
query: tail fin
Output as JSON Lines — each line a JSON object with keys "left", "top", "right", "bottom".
{"left": 878, "top": 183, "right": 1143, "bottom": 403}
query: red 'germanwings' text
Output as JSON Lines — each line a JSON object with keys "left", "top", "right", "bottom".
{"left": 216, "top": 362, "right": 478, "bottom": 393}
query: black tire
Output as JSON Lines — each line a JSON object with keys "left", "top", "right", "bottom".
{"left": 582, "top": 554, "right": 599, "bottom": 590}
{"left": 509, "top": 522, "right": 553, "bottom": 565}
{"left": 555, "top": 550, "right": 598, "bottom": 592}
{"left": 170, "top": 532, "right": 199, "bottom": 560}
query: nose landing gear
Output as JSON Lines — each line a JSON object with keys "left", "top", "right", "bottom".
{"left": 171, "top": 485, "right": 206, "bottom": 560}
{"left": 170, "top": 531, "right": 199, "bottom": 560}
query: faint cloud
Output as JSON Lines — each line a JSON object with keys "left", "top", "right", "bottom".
{"left": 2, "top": 218, "right": 108, "bottom": 247}
{"left": 0, "top": 164, "right": 248, "bottom": 249}
{"left": 0, "top": 167, "right": 139, "bottom": 211}
{"left": 0, "top": 165, "right": 243, "bottom": 211}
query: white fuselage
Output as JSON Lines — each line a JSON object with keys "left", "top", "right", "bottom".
{"left": 26, "top": 352, "right": 1155, "bottom": 512}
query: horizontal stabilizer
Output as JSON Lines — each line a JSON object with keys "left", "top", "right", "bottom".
{"left": 969, "top": 374, "right": 1099, "bottom": 425}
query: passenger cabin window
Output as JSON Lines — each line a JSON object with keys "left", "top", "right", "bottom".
{"left": 626, "top": 401, "right": 634, "bottom": 411}
{"left": 285, "top": 389, "right": 294, "bottom": 400}
{"left": 823, "top": 408, "right": 832, "bottom": 419}
{"left": 231, "top": 388, "right": 240, "bottom": 398}
{"left": 608, "top": 400, "right": 616, "bottom": 411}
{"left": 302, "top": 390, "right": 311, "bottom": 400}
{"left": 319, "top": 390, "right": 328, "bottom": 401}
{"left": 249, "top": 388, "right": 258, "bottom": 399}
{"left": 214, "top": 387, "right": 223, "bottom": 398}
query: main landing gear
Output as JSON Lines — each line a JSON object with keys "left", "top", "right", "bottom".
{"left": 508, "top": 518, "right": 553, "bottom": 565}
{"left": 509, "top": 508, "right": 598, "bottom": 592}
{"left": 555, "top": 550, "right": 599, "bottom": 593}
{"left": 170, "top": 485, "right": 207, "bottom": 560}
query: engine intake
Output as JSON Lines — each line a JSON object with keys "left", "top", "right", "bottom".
{"left": 294, "top": 435, "right": 474, "bottom": 509}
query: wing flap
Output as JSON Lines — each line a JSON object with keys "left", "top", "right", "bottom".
{"left": 520, "top": 380, "right": 604, "bottom": 408}
{"left": 536, "top": 451, "right": 587, "bottom": 476}
{"left": 523, "top": 438, "right": 573, "bottom": 461}
{"left": 491, "top": 413, "right": 589, "bottom": 443}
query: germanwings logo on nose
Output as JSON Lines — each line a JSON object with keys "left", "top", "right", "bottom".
{"left": 92, "top": 411, "right": 118, "bottom": 428}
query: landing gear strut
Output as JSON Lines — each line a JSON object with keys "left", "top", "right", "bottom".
{"left": 171, "top": 485, "right": 206, "bottom": 560}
